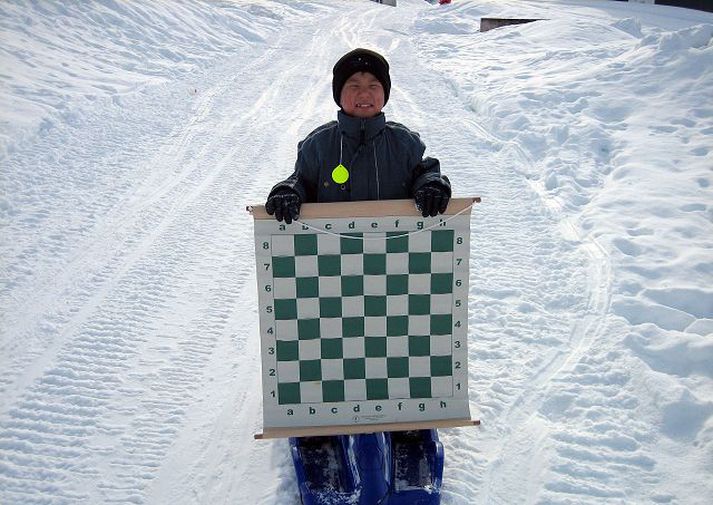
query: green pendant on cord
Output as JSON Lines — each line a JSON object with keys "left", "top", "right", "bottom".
{"left": 331, "top": 164, "right": 349, "bottom": 184}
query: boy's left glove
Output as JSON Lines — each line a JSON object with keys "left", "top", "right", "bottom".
{"left": 265, "top": 188, "right": 301, "bottom": 224}
{"left": 414, "top": 182, "right": 450, "bottom": 217}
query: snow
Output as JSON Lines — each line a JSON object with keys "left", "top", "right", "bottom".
{"left": 1, "top": 0, "right": 712, "bottom": 503}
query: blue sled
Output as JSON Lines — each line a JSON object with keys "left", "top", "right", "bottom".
{"left": 290, "top": 430, "right": 444, "bottom": 505}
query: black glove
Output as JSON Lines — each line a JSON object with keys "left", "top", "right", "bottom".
{"left": 265, "top": 189, "right": 301, "bottom": 224}
{"left": 414, "top": 182, "right": 450, "bottom": 217}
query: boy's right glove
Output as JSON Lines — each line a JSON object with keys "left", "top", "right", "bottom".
{"left": 265, "top": 188, "right": 301, "bottom": 224}
{"left": 414, "top": 182, "right": 450, "bottom": 217}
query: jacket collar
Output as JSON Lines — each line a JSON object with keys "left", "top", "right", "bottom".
{"left": 338, "top": 110, "right": 386, "bottom": 142}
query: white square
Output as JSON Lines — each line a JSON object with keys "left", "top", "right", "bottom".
{"left": 409, "top": 274, "right": 431, "bottom": 294}
{"left": 363, "top": 275, "right": 386, "bottom": 296}
{"left": 386, "top": 253, "right": 409, "bottom": 274}
{"left": 342, "top": 297, "right": 365, "bottom": 317}
{"left": 408, "top": 315, "right": 430, "bottom": 332}
{"left": 365, "top": 317, "right": 386, "bottom": 336}
{"left": 431, "top": 335, "right": 452, "bottom": 356}
{"left": 297, "top": 298, "right": 320, "bottom": 319}
{"left": 295, "top": 255, "right": 319, "bottom": 276}
{"left": 409, "top": 356, "right": 431, "bottom": 375}
{"left": 320, "top": 318, "right": 342, "bottom": 338}
{"left": 366, "top": 357, "right": 387, "bottom": 378}
{"left": 363, "top": 233, "right": 387, "bottom": 253}
{"left": 431, "top": 294, "right": 453, "bottom": 314}
{"left": 432, "top": 376, "right": 454, "bottom": 397}
{"left": 317, "top": 234, "right": 341, "bottom": 254}
{"left": 409, "top": 232, "right": 431, "bottom": 252}
{"left": 386, "top": 336, "right": 409, "bottom": 357}
{"left": 345, "top": 379, "right": 367, "bottom": 401}
{"left": 271, "top": 236, "right": 294, "bottom": 256}
{"left": 277, "top": 361, "right": 299, "bottom": 382}
{"left": 298, "top": 339, "right": 320, "bottom": 360}
{"left": 321, "top": 359, "right": 344, "bottom": 380}
{"left": 388, "top": 378, "right": 410, "bottom": 398}
{"left": 343, "top": 337, "right": 365, "bottom": 358}
{"left": 386, "top": 295, "right": 408, "bottom": 315}
{"left": 300, "top": 382, "right": 323, "bottom": 403}
{"left": 276, "top": 320, "right": 298, "bottom": 341}
{"left": 341, "top": 255, "right": 364, "bottom": 275}
{"left": 432, "top": 252, "right": 454, "bottom": 273}
{"left": 318, "top": 276, "right": 341, "bottom": 297}
{"left": 273, "top": 278, "right": 296, "bottom": 299}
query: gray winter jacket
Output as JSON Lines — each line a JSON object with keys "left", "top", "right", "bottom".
{"left": 270, "top": 110, "right": 450, "bottom": 203}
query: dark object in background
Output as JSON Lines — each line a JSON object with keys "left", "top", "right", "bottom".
{"left": 480, "top": 18, "right": 542, "bottom": 32}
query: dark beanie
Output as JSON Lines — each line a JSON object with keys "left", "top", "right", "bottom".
{"left": 332, "top": 48, "right": 391, "bottom": 107}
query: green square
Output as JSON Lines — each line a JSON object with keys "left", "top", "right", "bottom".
{"left": 431, "top": 314, "right": 452, "bottom": 335}
{"left": 322, "top": 380, "right": 345, "bottom": 402}
{"left": 341, "top": 234, "right": 363, "bottom": 254}
{"left": 278, "top": 382, "right": 300, "bottom": 405}
{"left": 272, "top": 256, "right": 295, "bottom": 278}
{"left": 363, "top": 254, "right": 386, "bottom": 275}
{"left": 343, "top": 358, "right": 365, "bottom": 379}
{"left": 296, "top": 277, "right": 319, "bottom": 298}
{"left": 387, "top": 357, "right": 409, "bottom": 378}
{"left": 342, "top": 276, "right": 364, "bottom": 296}
{"left": 320, "top": 297, "right": 342, "bottom": 318}
{"left": 343, "top": 317, "right": 365, "bottom": 337}
{"left": 318, "top": 255, "right": 341, "bottom": 276}
{"left": 276, "top": 340, "right": 299, "bottom": 361}
{"left": 365, "top": 337, "right": 387, "bottom": 357}
{"left": 294, "top": 234, "right": 318, "bottom": 255}
{"left": 431, "top": 230, "right": 455, "bottom": 252}
{"left": 386, "top": 232, "right": 408, "bottom": 253}
{"left": 409, "top": 335, "right": 430, "bottom": 356}
{"left": 409, "top": 295, "right": 431, "bottom": 315}
{"left": 431, "top": 355, "right": 453, "bottom": 377}
{"left": 364, "top": 296, "right": 387, "bottom": 317}
{"left": 274, "top": 299, "right": 297, "bottom": 320}
{"left": 409, "top": 253, "right": 431, "bottom": 274}
{"left": 366, "top": 378, "right": 389, "bottom": 400}
{"left": 321, "top": 338, "right": 343, "bottom": 359}
{"left": 409, "top": 377, "right": 432, "bottom": 398}
{"left": 431, "top": 273, "right": 453, "bottom": 294}
{"left": 300, "top": 359, "right": 322, "bottom": 381}
{"left": 387, "top": 316, "right": 409, "bottom": 336}
{"left": 386, "top": 275, "right": 408, "bottom": 295}
{"left": 297, "top": 319, "right": 320, "bottom": 339}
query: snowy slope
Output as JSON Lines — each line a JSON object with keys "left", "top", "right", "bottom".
{"left": 1, "top": 0, "right": 712, "bottom": 504}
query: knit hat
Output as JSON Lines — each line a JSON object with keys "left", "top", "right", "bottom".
{"left": 332, "top": 48, "right": 391, "bottom": 107}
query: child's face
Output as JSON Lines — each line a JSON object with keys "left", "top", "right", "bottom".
{"left": 340, "top": 72, "right": 385, "bottom": 118}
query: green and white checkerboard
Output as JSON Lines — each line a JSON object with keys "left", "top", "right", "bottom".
{"left": 252, "top": 199, "right": 474, "bottom": 432}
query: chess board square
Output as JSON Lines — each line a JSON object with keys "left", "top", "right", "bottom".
{"left": 298, "top": 339, "right": 320, "bottom": 360}
{"left": 386, "top": 274, "right": 408, "bottom": 295}
{"left": 408, "top": 232, "right": 432, "bottom": 253}
{"left": 317, "top": 234, "right": 341, "bottom": 255}
{"left": 318, "top": 255, "right": 341, "bottom": 276}
{"left": 274, "top": 299, "right": 297, "bottom": 320}
{"left": 408, "top": 274, "right": 431, "bottom": 295}
{"left": 363, "top": 275, "right": 387, "bottom": 296}
{"left": 364, "top": 296, "right": 387, "bottom": 317}
{"left": 322, "top": 380, "right": 345, "bottom": 402}
{"left": 278, "top": 382, "right": 300, "bottom": 405}
{"left": 277, "top": 361, "right": 299, "bottom": 382}
{"left": 430, "top": 294, "right": 453, "bottom": 314}
{"left": 409, "top": 356, "right": 431, "bottom": 376}
{"left": 387, "top": 357, "right": 409, "bottom": 378}
{"left": 364, "top": 316, "right": 386, "bottom": 336}
{"left": 431, "top": 335, "right": 452, "bottom": 356}
{"left": 409, "top": 377, "right": 432, "bottom": 399}
{"left": 294, "top": 234, "right": 318, "bottom": 256}
{"left": 319, "top": 297, "right": 342, "bottom": 318}
{"left": 271, "top": 236, "right": 294, "bottom": 257}
{"left": 363, "top": 233, "right": 387, "bottom": 254}
{"left": 386, "top": 335, "right": 409, "bottom": 357}
{"left": 386, "top": 316, "right": 408, "bottom": 336}
{"left": 365, "top": 337, "right": 387, "bottom": 357}
{"left": 318, "top": 276, "right": 341, "bottom": 296}
{"left": 274, "top": 278, "right": 297, "bottom": 299}
{"left": 386, "top": 295, "right": 408, "bottom": 315}
{"left": 295, "top": 256, "right": 319, "bottom": 277}
{"left": 300, "top": 359, "right": 322, "bottom": 381}
{"left": 341, "top": 255, "right": 364, "bottom": 275}
{"left": 431, "top": 229, "right": 455, "bottom": 252}
{"left": 321, "top": 359, "right": 345, "bottom": 381}
{"left": 363, "top": 254, "right": 386, "bottom": 275}
{"left": 366, "top": 378, "right": 389, "bottom": 400}
{"left": 297, "top": 318, "right": 320, "bottom": 340}
{"left": 409, "top": 335, "right": 430, "bottom": 357}
{"left": 431, "top": 376, "right": 454, "bottom": 397}
{"left": 276, "top": 340, "right": 299, "bottom": 361}
{"left": 297, "top": 298, "right": 319, "bottom": 319}
{"left": 341, "top": 275, "right": 364, "bottom": 297}
{"left": 431, "top": 314, "right": 453, "bottom": 335}
{"left": 365, "top": 357, "right": 387, "bottom": 378}
{"left": 408, "top": 294, "right": 431, "bottom": 315}
{"left": 343, "top": 337, "right": 365, "bottom": 358}
{"left": 340, "top": 233, "right": 363, "bottom": 254}
{"left": 296, "top": 277, "right": 319, "bottom": 298}
{"left": 272, "top": 256, "right": 295, "bottom": 278}
{"left": 321, "top": 338, "right": 343, "bottom": 359}
{"left": 431, "top": 355, "right": 453, "bottom": 377}
{"left": 387, "top": 378, "right": 410, "bottom": 398}
{"left": 408, "top": 315, "right": 430, "bottom": 333}
{"left": 386, "top": 253, "right": 409, "bottom": 274}
{"left": 431, "top": 273, "right": 453, "bottom": 294}
{"left": 342, "top": 297, "right": 365, "bottom": 318}
{"left": 431, "top": 252, "right": 454, "bottom": 273}
{"left": 386, "top": 232, "right": 409, "bottom": 253}
{"left": 319, "top": 318, "right": 342, "bottom": 338}
{"left": 276, "top": 320, "right": 298, "bottom": 341}
{"left": 342, "top": 317, "right": 365, "bottom": 338}
{"left": 343, "top": 357, "right": 366, "bottom": 379}
{"left": 344, "top": 379, "right": 367, "bottom": 401}
{"left": 409, "top": 253, "right": 431, "bottom": 274}
{"left": 300, "top": 381, "right": 323, "bottom": 403}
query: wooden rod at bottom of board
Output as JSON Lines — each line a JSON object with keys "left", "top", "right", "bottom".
{"left": 254, "top": 418, "right": 480, "bottom": 440}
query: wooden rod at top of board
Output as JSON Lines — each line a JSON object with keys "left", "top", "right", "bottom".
{"left": 247, "top": 197, "right": 481, "bottom": 220}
